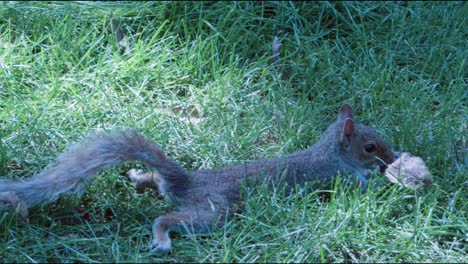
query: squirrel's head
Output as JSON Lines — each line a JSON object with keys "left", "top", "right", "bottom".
{"left": 336, "top": 104, "right": 396, "bottom": 172}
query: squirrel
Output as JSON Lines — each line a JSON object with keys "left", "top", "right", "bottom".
{"left": 0, "top": 104, "right": 396, "bottom": 252}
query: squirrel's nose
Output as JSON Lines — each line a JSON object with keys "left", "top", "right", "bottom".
{"left": 379, "top": 165, "right": 387, "bottom": 173}
{"left": 379, "top": 151, "right": 398, "bottom": 173}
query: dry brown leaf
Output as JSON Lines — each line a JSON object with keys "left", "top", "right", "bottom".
{"left": 154, "top": 105, "right": 206, "bottom": 125}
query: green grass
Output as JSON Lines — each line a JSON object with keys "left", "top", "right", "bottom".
{"left": 0, "top": 1, "right": 466, "bottom": 262}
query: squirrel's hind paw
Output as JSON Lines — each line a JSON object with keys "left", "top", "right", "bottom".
{"left": 149, "top": 238, "right": 172, "bottom": 253}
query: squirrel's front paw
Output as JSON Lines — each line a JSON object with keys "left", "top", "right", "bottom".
{"left": 149, "top": 238, "right": 172, "bottom": 253}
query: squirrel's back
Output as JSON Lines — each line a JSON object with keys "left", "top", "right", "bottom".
{"left": 188, "top": 108, "right": 395, "bottom": 206}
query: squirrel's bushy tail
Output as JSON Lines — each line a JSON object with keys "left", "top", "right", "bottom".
{"left": 0, "top": 131, "right": 190, "bottom": 207}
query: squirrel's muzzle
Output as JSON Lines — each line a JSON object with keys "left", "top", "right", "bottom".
{"left": 379, "top": 151, "right": 399, "bottom": 173}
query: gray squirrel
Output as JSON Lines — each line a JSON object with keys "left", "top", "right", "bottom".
{"left": 0, "top": 104, "right": 396, "bottom": 252}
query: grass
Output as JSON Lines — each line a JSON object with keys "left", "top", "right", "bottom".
{"left": 0, "top": 1, "right": 466, "bottom": 262}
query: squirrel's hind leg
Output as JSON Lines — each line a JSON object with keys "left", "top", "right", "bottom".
{"left": 150, "top": 209, "right": 215, "bottom": 252}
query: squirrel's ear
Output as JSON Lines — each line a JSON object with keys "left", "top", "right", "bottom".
{"left": 338, "top": 104, "right": 353, "bottom": 121}
{"left": 340, "top": 118, "right": 355, "bottom": 147}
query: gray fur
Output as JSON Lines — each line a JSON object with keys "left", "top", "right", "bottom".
{"left": 0, "top": 104, "right": 396, "bottom": 252}
{"left": 0, "top": 131, "right": 190, "bottom": 208}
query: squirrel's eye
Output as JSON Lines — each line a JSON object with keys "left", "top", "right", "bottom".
{"left": 364, "top": 143, "right": 376, "bottom": 153}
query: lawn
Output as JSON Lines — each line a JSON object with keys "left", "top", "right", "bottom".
{"left": 0, "top": 1, "right": 466, "bottom": 262}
